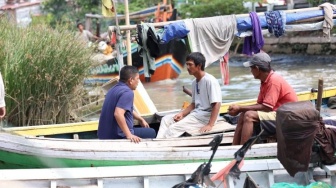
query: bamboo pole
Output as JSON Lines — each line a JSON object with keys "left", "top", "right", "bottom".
{"left": 111, "top": 0, "right": 124, "bottom": 69}
{"left": 316, "top": 78, "right": 324, "bottom": 112}
{"left": 125, "top": 0, "right": 132, "bottom": 65}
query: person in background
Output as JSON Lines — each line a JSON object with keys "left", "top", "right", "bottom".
{"left": 228, "top": 52, "right": 297, "bottom": 145}
{"left": 98, "top": 66, "right": 156, "bottom": 143}
{"left": 156, "top": 52, "right": 222, "bottom": 138}
{"left": 76, "top": 23, "right": 100, "bottom": 46}
{"left": 0, "top": 72, "right": 5, "bottom": 119}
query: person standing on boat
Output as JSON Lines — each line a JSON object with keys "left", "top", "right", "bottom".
{"left": 76, "top": 23, "right": 100, "bottom": 47}
{"left": 156, "top": 52, "right": 222, "bottom": 138}
{"left": 0, "top": 72, "right": 5, "bottom": 119}
{"left": 228, "top": 52, "right": 297, "bottom": 145}
{"left": 98, "top": 66, "right": 156, "bottom": 143}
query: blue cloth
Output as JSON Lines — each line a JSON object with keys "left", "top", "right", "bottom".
{"left": 98, "top": 82, "right": 134, "bottom": 139}
{"left": 237, "top": 10, "right": 328, "bottom": 32}
{"left": 265, "top": 11, "right": 286, "bottom": 37}
{"left": 242, "top": 12, "right": 264, "bottom": 56}
{"left": 160, "top": 21, "right": 190, "bottom": 44}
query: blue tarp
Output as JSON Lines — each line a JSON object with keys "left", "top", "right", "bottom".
{"left": 236, "top": 10, "right": 332, "bottom": 31}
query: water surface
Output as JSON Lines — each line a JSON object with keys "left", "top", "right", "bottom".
{"left": 143, "top": 54, "right": 336, "bottom": 111}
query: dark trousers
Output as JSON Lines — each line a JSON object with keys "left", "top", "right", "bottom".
{"left": 134, "top": 127, "right": 156, "bottom": 138}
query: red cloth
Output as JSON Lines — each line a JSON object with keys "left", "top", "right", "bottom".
{"left": 110, "top": 32, "right": 116, "bottom": 45}
{"left": 211, "top": 159, "right": 244, "bottom": 188}
{"left": 257, "top": 71, "right": 298, "bottom": 111}
{"left": 220, "top": 53, "right": 230, "bottom": 85}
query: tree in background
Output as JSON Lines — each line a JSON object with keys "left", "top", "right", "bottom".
{"left": 179, "top": 0, "right": 248, "bottom": 18}
{"left": 42, "top": 0, "right": 100, "bottom": 26}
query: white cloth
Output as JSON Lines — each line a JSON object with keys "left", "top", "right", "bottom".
{"left": 184, "top": 15, "right": 237, "bottom": 67}
{"left": 319, "top": 3, "right": 336, "bottom": 40}
{"left": 157, "top": 73, "right": 222, "bottom": 138}
{"left": 0, "top": 72, "right": 5, "bottom": 107}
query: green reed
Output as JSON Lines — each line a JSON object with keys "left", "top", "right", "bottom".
{"left": 0, "top": 20, "right": 93, "bottom": 126}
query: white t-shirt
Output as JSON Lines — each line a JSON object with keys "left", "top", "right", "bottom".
{"left": 76, "top": 30, "right": 94, "bottom": 44}
{"left": 190, "top": 73, "right": 222, "bottom": 121}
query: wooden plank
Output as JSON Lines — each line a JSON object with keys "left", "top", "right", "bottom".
{"left": 0, "top": 132, "right": 276, "bottom": 161}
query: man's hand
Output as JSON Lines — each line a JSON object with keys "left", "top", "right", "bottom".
{"left": 0, "top": 107, "right": 6, "bottom": 119}
{"left": 126, "top": 134, "right": 141, "bottom": 143}
{"left": 173, "top": 112, "right": 184, "bottom": 122}
{"left": 228, "top": 104, "right": 240, "bottom": 116}
{"left": 139, "top": 118, "right": 149, "bottom": 128}
{"left": 199, "top": 124, "right": 213, "bottom": 133}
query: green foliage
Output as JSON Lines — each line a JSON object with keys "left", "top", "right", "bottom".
{"left": 116, "top": 0, "right": 163, "bottom": 14}
{"left": 42, "top": 0, "right": 100, "bottom": 27}
{"left": 306, "top": 0, "right": 334, "bottom": 7}
{"left": 0, "top": 19, "right": 93, "bottom": 126}
{"left": 179, "top": 0, "right": 248, "bottom": 18}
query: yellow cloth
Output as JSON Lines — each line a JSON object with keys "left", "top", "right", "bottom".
{"left": 102, "top": 0, "right": 115, "bottom": 17}
{"left": 103, "top": 45, "right": 113, "bottom": 55}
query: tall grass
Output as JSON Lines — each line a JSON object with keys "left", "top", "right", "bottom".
{"left": 0, "top": 20, "right": 93, "bottom": 126}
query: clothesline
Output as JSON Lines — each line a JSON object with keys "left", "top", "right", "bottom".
{"left": 108, "top": 7, "right": 322, "bottom": 32}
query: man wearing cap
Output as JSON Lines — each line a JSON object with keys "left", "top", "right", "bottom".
{"left": 228, "top": 52, "right": 297, "bottom": 145}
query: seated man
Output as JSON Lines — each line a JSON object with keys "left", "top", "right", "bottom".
{"left": 98, "top": 66, "right": 156, "bottom": 143}
{"left": 228, "top": 52, "right": 298, "bottom": 145}
{"left": 156, "top": 52, "right": 222, "bottom": 138}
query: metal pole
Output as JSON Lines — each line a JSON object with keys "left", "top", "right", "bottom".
{"left": 125, "top": 0, "right": 132, "bottom": 65}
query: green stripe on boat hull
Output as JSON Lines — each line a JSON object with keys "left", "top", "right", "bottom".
{"left": 0, "top": 150, "right": 231, "bottom": 169}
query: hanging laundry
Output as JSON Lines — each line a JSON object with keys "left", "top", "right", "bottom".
{"left": 265, "top": 10, "right": 286, "bottom": 38}
{"left": 184, "top": 15, "right": 237, "bottom": 68}
{"left": 242, "top": 12, "right": 264, "bottom": 56}
{"left": 160, "top": 21, "right": 190, "bottom": 44}
{"left": 319, "top": 2, "right": 336, "bottom": 41}
{"left": 136, "top": 23, "right": 157, "bottom": 80}
{"left": 220, "top": 53, "right": 230, "bottom": 85}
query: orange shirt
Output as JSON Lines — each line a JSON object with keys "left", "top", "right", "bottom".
{"left": 257, "top": 71, "right": 298, "bottom": 111}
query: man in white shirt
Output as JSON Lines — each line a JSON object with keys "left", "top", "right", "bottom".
{"left": 156, "top": 52, "right": 222, "bottom": 138}
{"left": 76, "top": 23, "right": 99, "bottom": 46}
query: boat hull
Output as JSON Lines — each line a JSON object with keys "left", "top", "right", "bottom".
{"left": 86, "top": 39, "right": 188, "bottom": 84}
{"left": 0, "top": 132, "right": 276, "bottom": 169}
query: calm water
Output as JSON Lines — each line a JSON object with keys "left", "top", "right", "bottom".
{"left": 143, "top": 54, "right": 336, "bottom": 111}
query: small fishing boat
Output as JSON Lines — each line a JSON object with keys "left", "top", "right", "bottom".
{"left": 1, "top": 86, "right": 336, "bottom": 169}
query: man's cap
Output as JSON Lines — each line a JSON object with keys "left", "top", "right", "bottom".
{"left": 243, "top": 52, "right": 271, "bottom": 68}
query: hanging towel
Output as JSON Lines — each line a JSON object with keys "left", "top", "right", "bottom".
{"left": 184, "top": 15, "right": 237, "bottom": 68}
{"left": 265, "top": 10, "right": 286, "bottom": 38}
{"left": 319, "top": 2, "right": 336, "bottom": 41}
{"left": 220, "top": 53, "right": 230, "bottom": 85}
{"left": 242, "top": 12, "right": 264, "bottom": 56}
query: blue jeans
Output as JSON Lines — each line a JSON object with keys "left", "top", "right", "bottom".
{"left": 134, "top": 127, "right": 156, "bottom": 138}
